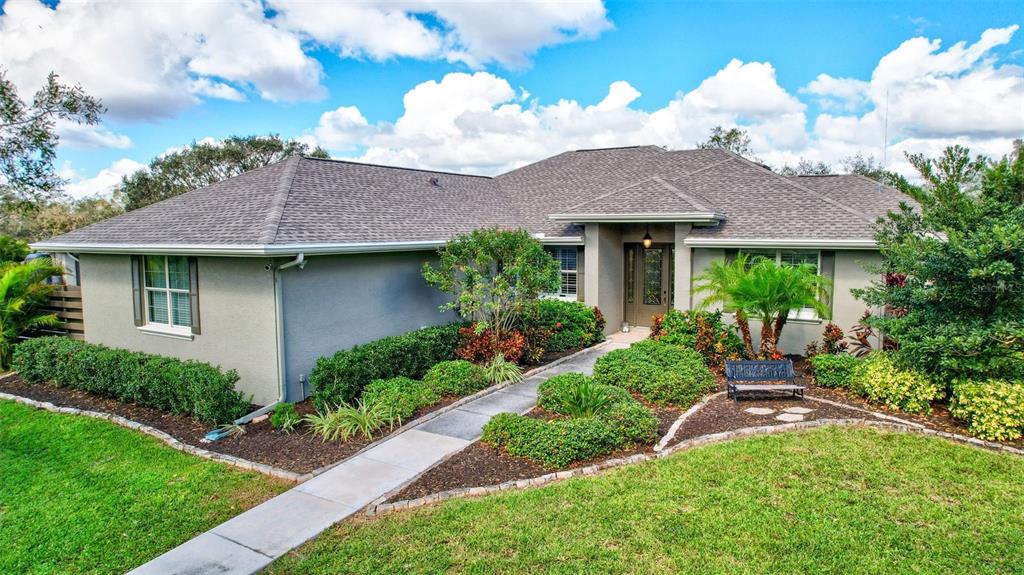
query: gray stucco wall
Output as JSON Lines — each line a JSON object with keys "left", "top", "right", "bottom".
{"left": 78, "top": 254, "right": 280, "bottom": 405}
{"left": 584, "top": 223, "right": 624, "bottom": 334}
{"left": 690, "top": 248, "right": 880, "bottom": 355}
{"left": 280, "top": 251, "right": 455, "bottom": 400}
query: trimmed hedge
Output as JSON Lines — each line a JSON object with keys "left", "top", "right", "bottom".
{"left": 310, "top": 323, "right": 463, "bottom": 408}
{"left": 851, "top": 352, "right": 944, "bottom": 414}
{"left": 593, "top": 340, "right": 716, "bottom": 407}
{"left": 12, "top": 336, "right": 248, "bottom": 424}
{"left": 810, "top": 354, "right": 860, "bottom": 388}
{"left": 484, "top": 372, "right": 658, "bottom": 468}
{"left": 950, "top": 380, "right": 1024, "bottom": 441}
{"left": 361, "top": 377, "right": 440, "bottom": 423}
{"left": 423, "top": 360, "right": 488, "bottom": 397}
{"left": 528, "top": 300, "right": 605, "bottom": 353}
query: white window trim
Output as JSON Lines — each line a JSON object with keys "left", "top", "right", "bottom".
{"left": 142, "top": 256, "right": 192, "bottom": 330}
{"left": 137, "top": 323, "right": 194, "bottom": 340}
{"left": 739, "top": 248, "right": 823, "bottom": 322}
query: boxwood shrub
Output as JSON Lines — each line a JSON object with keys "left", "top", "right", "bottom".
{"left": 12, "top": 336, "right": 248, "bottom": 424}
{"left": 810, "top": 354, "right": 860, "bottom": 388}
{"left": 950, "top": 380, "right": 1024, "bottom": 441}
{"left": 484, "top": 372, "right": 658, "bottom": 468}
{"left": 527, "top": 300, "right": 605, "bottom": 353}
{"left": 423, "top": 360, "right": 488, "bottom": 397}
{"left": 593, "top": 340, "right": 716, "bottom": 407}
{"left": 851, "top": 352, "right": 944, "bottom": 414}
{"left": 361, "top": 376, "right": 440, "bottom": 423}
{"left": 310, "top": 323, "right": 463, "bottom": 408}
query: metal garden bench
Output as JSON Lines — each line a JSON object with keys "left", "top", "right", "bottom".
{"left": 725, "top": 359, "right": 805, "bottom": 401}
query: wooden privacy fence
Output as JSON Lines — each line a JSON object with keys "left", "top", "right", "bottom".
{"left": 43, "top": 285, "right": 85, "bottom": 340}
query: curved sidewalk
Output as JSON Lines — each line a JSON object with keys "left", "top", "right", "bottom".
{"left": 128, "top": 329, "right": 645, "bottom": 575}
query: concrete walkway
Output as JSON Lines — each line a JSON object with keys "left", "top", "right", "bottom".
{"left": 129, "top": 329, "right": 646, "bottom": 575}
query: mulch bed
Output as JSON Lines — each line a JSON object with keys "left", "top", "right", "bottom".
{"left": 0, "top": 374, "right": 455, "bottom": 474}
{"left": 386, "top": 404, "right": 681, "bottom": 502}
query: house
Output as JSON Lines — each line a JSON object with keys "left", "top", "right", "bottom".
{"left": 33, "top": 146, "right": 905, "bottom": 405}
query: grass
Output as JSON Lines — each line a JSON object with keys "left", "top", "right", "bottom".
{"left": 0, "top": 400, "right": 288, "bottom": 574}
{"left": 271, "top": 427, "right": 1024, "bottom": 575}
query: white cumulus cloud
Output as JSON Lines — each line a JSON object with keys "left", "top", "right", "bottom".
{"left": 60, "top": 158, "right": 146, "bottom": 200}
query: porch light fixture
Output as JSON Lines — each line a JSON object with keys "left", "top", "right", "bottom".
{"left": 642, "top": 226, "right": 653, "bottom": 249}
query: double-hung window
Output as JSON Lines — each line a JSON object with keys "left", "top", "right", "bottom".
{"left": 548, "top": 247, "right": 578, "bottom": 300}
{"left": 738, "top": 248, "right": 822, "bottom": 320}
{"left": 143, "top": 256, "right": 192, "bottom": 330}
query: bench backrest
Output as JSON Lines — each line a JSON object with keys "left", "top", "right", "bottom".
{"left": 725, "top": 360, "right": 795, "bottom": 381}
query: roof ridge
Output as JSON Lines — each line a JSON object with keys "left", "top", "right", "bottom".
{"left": 721, "top": 153, "right": 877, "bottom": 224}
{"left": 258, "top": 155, "right": 301, "bottom": 245}
{"left": 649, "top": 175, "right": 710, "bottom": 211}
{"left": 301, "top": 155, "right": 493, "bottom": 179}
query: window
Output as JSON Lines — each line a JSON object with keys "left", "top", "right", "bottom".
{"left": 548, "top": 248, "right": 578, "bottom": 300}
{"left": 144, "top": 256, "right": 192, "bottom": 328}
{"left": 738, "top": 249, "right": 822, "bottom": 320}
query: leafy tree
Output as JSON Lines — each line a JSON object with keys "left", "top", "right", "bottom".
{"left": 697, "top": 126, "right": 753, "bottom": 157}
{"left": 854, "top": 144, "right": 1024, "bottom": 385}
{"left": 0, "top": 236, "right": 28, "bottom": 263}
{"left": 0, "top": 195, "right": 123, "bottom": 241}
{"left": 0, "top": 69, "right": 104, "bottom": 202}
{"left": 841, "top": 152, "right": 887, "bottom": 182}
{"left": 118, "top": 135, "right": 330, "bottom": 210}
{"left": 693, "top": 253, "right": 755, "bottom": 358}
{"left": 0, "top": 257, "right": 62, "bottom": 369}
{"left": 780, "top": 159, "right": 833, "bottom": 176}
{"left": 423, "top": 228, "right": 560, "bottom": 352}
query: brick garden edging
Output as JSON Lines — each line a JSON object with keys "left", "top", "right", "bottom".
{"left": 0, "top": 391, "right": 309, "bottom": 483}
{"left": 366, "top": 417, "right": 1023, "bottom": 517}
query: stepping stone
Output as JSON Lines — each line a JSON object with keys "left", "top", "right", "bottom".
{"left": 744, "top": 407, "right": 775, "bottom": 415}
{"left": 783, "top": 406, "right": 813, "bottom": 414}
{"left": 775, "top": 413, "right": 804, "bottom": 422}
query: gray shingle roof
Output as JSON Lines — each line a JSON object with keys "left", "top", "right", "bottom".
{"left": 38, "top": 146, "right": 911, "bottom": 251}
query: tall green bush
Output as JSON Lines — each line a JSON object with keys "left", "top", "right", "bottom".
{"left": 653, "top": 309, "right": 744, "bottom": 366}
{"left": 310, "top": 323, "right": 463, "bottom": 408}
{"left": 526, "top": 300, "right": 604, "bottom": 353}
{"left": 12, "top": 336, "right": 248, "bottom": 423}
{"left": 810, "top": 354, "right": 860, "bottom": 388}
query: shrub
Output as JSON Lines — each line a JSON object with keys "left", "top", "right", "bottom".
{"left": 310, "top": 323, "right": 463, "bottom": 408}
{"left": 602, "top": 400, "right": 659, "bottom": 444}
{"left": 805, "top": 322, "right": 850, "bottom": 358}
{"left": 361, "top": 377, "right": 439, "bottom": 423}
{"left": 651, "top": 309, "right": 744, "bottom": 366}
{"left": 593, "top": 340, "right": 715, "bottom": 407}
{"left": 481, "top": 413, "right": 621, "bottom": 468}
{"left": 423, "top": 360, "right": 488, "bottom": 397}
{"left": 526, "top": 300, "right": 605, "bottom": 353}
{"left": 537, "top": 373, "right": 630, "bottom": 414}
{"left": 851, "top": 352, "right": 944, "bottom": 414}
{"left": 12, "top": 336, "right": 248, "bottom": 424}
{"left": 950, "top": 380, "right": 1024, "bottom": 441}
{"left": 810, "top": 354, "right": 860, "bottom": 388}
{"left": 270, "top": 403, "right": 301, "bottom": 433}
{"left": 455, "top": 324, "right": 527, "bottom": 364}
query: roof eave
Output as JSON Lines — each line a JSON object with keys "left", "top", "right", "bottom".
{"left": 548, "top": 212, "right": 725, "bottom": 223}
{"left": 683, "top": 238, "right": 877, "bottom": 249}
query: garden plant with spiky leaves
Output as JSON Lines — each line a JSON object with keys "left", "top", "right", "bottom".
{"left": 0, "top": 257, "right": 62, "bottom": 369}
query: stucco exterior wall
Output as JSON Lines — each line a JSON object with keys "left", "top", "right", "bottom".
{"left": 690, "top": 248, "right": 880, "bottom": 355}
{"left": 280, "top": 251, "right": 456, "bottom": 400}
{"left": 584, "top": 223, "right": 624, "bottom": 334}
{"left": 78, "top": 254, "right": 280, "bottom": 405}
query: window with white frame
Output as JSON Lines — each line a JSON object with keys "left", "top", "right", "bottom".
{"left": 549, "top": 247, "right": 578, "bottom": 299}
{"left": 738, "top": 248, "right": 822, "bottom": 320}
{"left": 144, "top": 256, "right": 192, "bottom": 328}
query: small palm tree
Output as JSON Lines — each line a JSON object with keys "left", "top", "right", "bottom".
{"left": 0, "top": 257, "right": 62, "bottom": 369}
{"left": 731, "top": 259, "right": 832, "bottom": 357}
{"left": 693, "top": 253, "right": 755, "bottom": 358}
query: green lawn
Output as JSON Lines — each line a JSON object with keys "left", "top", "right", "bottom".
{"left": 272, "top": 427, "right": 1024, "bottom": 575}
{"left": 0, "top": 400, "right": 288, "bottom": 574}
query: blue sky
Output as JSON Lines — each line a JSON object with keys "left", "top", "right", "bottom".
{"left": 1, "top": 0, "right": 1021, "bottom": 196}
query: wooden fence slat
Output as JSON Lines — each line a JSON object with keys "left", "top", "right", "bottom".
{"left": 27, "top": 286, "right": 86, "bottom": 341}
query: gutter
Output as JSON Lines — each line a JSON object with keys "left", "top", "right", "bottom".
{"left": 548, "top": 212, "right": 725, "bottom": 223}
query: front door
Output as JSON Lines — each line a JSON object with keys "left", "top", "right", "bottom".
{"left": 624, "top": 243, "right": 672, "bottom": 327}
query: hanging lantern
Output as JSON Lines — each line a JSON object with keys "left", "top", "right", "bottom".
{"left": 642, "top": 228, "right": 653, "bottom": 249}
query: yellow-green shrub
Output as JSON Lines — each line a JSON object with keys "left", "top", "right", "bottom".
{"left": 950, "top": 381, "right": 1024, "bottom": 441}
{"left": 851, "top": 352, "right": 944, "bottom": 414}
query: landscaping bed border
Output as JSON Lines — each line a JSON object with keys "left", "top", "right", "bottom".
{"left": 367, "top": 414, "right": 1023, "bottom": 517}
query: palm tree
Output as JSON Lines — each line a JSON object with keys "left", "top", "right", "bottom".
{"left": 693, "top": 253, "right": 755, "bottom": 358}
{"left": 0, "top": 257, "right": 62, "bottom": 369}
{"left": 731, "top": 259, "right": 832, "bottom": 357}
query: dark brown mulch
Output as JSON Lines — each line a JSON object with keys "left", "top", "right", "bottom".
{"left": 0, "top": 374, "right": 455, "bottom": 474}
{"left": 386, "top": 404, "right": 681, "bottom": 502}
{"left": 673, "top": 394, "right": 866, "bottom": 442}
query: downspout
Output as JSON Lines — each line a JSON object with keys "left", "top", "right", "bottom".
{"left": 205, "top": 253, "right": 306, "bottom": 439}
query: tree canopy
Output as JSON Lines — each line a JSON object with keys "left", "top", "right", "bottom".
{"left": 697, "top": 126, "right": 753, "bottom": 157}
{"left": 118, "top": 135, "right": 329, "bottom": 210}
